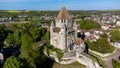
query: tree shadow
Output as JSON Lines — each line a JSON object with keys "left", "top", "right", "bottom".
{"left": 35, "top": 55, "right": 55, "bottom": 68}
{"left": 35, "top": 47, "right": 55, "bottom": 68}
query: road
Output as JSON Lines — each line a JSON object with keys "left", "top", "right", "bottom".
{"left": 103, "top": 48, "right": 120, "bottom": 68}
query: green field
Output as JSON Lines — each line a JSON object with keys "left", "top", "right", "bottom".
{"left": 7, "top": 10, "right": 30, "bottom": 13}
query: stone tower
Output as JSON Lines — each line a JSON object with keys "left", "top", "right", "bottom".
{"left": 50, "top": 6, "right": 77, "bottom": 50}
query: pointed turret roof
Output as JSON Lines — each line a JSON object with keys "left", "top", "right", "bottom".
{"left": 56, "top": 6, "right": 72, "bottom": 20}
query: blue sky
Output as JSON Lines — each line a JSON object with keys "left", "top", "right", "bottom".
{"left": 0, "top": 0, "right": 120, "bottom": 10}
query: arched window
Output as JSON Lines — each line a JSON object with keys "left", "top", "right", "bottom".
{"left": 61, "top": 20, "right": 63, "bottom": 23}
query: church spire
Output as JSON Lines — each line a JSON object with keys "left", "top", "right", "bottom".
{"left": 56, "top": 6, "right": 72, "bottom": 20}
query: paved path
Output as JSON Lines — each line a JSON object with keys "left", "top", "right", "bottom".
{"left": 103, "top": 48, "right": 120, "bottom": 68}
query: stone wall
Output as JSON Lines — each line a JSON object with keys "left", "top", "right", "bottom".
{"left": 110, "top": 42, "right": 120, "bottom": 48}
{"left": 89, "top": 49, "right": 117, "bottom": 57}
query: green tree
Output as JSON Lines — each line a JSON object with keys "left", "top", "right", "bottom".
{"left": 20, "top": 34, "right": 34, "bottom": 57}
{"left": 4, "top": 56, "right": 36, "bottom": 68}
{"left": 112, "top": 59, "right": 120, "bottom": 68}
{"left": 42, "top": 31, "right": 50, "bottom": 40}
{"left": 29, "top": 28, "right": 41, "bottom": 41}
{"left": 4, "top": 56, "right": 24, "bottom": 68}
{"left": 86, "top": 38, "right": 115, "bottom": 54}
{"left": 29, "top": 27, "right": 47, "bottom": 41}
{"left": 5, "top": 29, "right": 23, "bottom": 48}
{"left": 40, "top": 28, "right": 47, "bottom": 37}
{"left": 19, "top": 57, "right": 36, "bottom": 68}
{"left": 77, "top": 20, "right": 101, "bottom": 30}
{"left": 100, "top": 33, "right": 108, "bottom": 38}
{"left": 5, "top": 33, "right": 15, "bottom": 48}
{"left": 14, "top": 29, "right": 23, "bottom": 46}
{"left": 110, "top": 30, "right": 120, "bottom": 42}
{"left": 0, "top": 25, "right": 8, "bottom": 44}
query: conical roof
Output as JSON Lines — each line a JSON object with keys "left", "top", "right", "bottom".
{"left": 56, "top": 6, "right": 72, "bottom": 20}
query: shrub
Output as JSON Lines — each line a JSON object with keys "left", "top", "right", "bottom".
{"left": 86, "top": 38, "right": 115, "bottom": 54}
{"left": 77, "top": 20, "right": 101, "bottom": 30}
{"left": 110, "top": 30, "right": 120, "bottom": 42}
{"left": 112, "top": 59, "right": 120, "bottom": 68}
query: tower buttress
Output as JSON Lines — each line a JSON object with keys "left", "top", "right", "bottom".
{"left": 50, "top": 21, "right": 54, "bottom": 45}
{"left": 73, "top": 22, "right": 77, "bottom": 38}
{"left": 60, "top": 23, "right": 66, "bottom": 50}
{"left": 50, "top": 21, "right": 54, "bottom": 31}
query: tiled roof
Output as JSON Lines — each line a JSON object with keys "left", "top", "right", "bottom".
{"left": 67, "top": 27, "right": 74, "bottom": 32}
{"left": 56, "top": 6, "right": 72, "bottom": 20}
{"left": 74, "top": 38, "right": 84, "bottom": 45}
{"left": 53, "top": 27, "right": 61, "bottom": 32}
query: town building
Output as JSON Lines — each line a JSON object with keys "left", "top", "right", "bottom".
{"left": 116, "top": 21, "right": 120, "bottom": 26}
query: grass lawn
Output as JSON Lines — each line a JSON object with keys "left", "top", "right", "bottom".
{"left": 52, "top": 62, "right": 86, "bottom": 68}
{"left": 112, "top": 26, "right": 120, "bottom": 29}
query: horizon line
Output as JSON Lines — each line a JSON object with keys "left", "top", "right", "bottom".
{"left": 0, "top": 9, "right": 120, "bottom": 11}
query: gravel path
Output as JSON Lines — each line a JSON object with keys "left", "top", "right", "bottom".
{"left": 103, "top": 48, "right": 120, "bottom": 68}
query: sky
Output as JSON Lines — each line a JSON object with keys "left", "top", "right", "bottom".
{"left": 0, "top": 0, "right": 120, "bottom": 10}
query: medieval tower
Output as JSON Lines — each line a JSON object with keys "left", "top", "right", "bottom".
{"left": 50, "top": 6, "right": 77, "bottom": 50}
